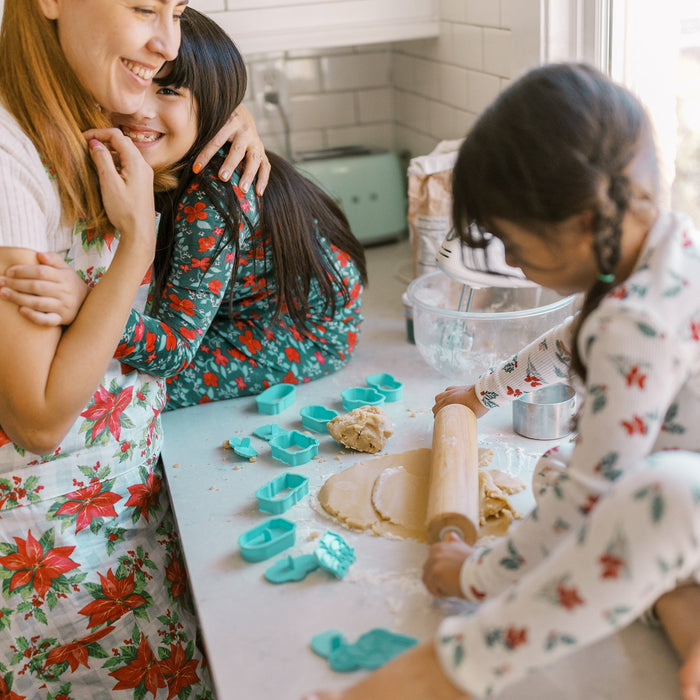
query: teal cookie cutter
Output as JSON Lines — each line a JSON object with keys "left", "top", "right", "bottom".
{"left": 299, "top": 405, "right": 339, "bottom": 433}
{"left": 256, "top": 383, "right": 296, "bottom": 415}
{"left": 238, "top": 518, "right": 296, "bottom": 562}
{"left": 252, "top": 423, "right": 288, "bottom": 442}
{"left": 340, "top": 387, "right": 385, "bottom": 411}
{"left": 264, "top": 553, "right": 320, "bottom": 584}
{"left": 262, "top": 531, "right": 355, "bottom": 585}
{"left": 226, "top": 436, "right": 258, "bottom": 460}
{"left": 269, "top": 430, "right": 319, "bottom": 466}
{"left": 365, "top": 372, "right": 403, "bottom": 402}
{"left": 314, "top": 531, "right": 355, "bottom": 579}
{"left": 255, "top": 473, "right": 309, "bottom": 514}
{"left": 310, "top": 628, "right": 418, "bottom": 672}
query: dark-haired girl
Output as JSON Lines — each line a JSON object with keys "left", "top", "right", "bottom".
{"left": 4, "top": 8, "right": 366, "bottom": 410}
{"left": 304, "top": 63, "right": 700, "bottom": 700}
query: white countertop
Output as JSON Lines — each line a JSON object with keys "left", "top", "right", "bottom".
{"left": 160, "top": 240, "right": 681, "bottom": 700}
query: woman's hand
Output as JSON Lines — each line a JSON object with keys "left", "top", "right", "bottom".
{"left": 83, "top": 128, "right": 157, "bottom": 262}
{"left": 192, "top": 104, "right": 270, "bottom": 196}
{"left": 422, "top": 532, "right": 473, "bottom": 598}
{"left": 0, "top": 252, "right": 89, "bottom": 326}
{"left": 433, "top": 385, "right": 489, "bottom": 417}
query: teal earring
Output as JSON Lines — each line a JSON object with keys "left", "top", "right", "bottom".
{"left": 597, "top": 272, "right": 615, "bottom": 284}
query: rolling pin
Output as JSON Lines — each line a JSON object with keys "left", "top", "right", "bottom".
{"left": 425, "top": 404, "right": 479, "bottom": 545}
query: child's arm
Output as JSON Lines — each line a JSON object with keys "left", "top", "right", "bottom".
{"left": 474, "top": 315, "right": 576, "bottom": 408}
{"left": 0, "top": 251, "right": 89, "bottom": 326}
{"left": 302, "top": 641, "right": 470, "bottom": 700}
{"left": 432, "top": 316, "right": 577, "bottom": 416}
{"left": 114, "top": 178, "right": 257, "bottom": 377}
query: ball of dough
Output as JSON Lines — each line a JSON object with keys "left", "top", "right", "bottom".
{"left": 327, "top": 406, "right": 393, "bottom": 453}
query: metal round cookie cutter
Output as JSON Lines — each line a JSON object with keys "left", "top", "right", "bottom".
{"left": 512, "top": 384, "right": 576, "bottom": 440}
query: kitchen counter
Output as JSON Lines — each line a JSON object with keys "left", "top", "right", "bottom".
{"left": 160, "top": 240, "right": 681, "bottom": 700}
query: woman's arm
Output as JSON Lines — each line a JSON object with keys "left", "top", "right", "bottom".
{"left": 0, "top": 130, "right": 157, "bottom": 454}
{"left": 194, "top": 105, "right": 270, "bottom": 196}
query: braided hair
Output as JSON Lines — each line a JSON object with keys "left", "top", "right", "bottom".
{"left": 451, "top": 62, "right": 658, "bottom": 379}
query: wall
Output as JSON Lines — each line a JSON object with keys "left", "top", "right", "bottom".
{"left": 215, "top": 0, "right": 514, "bottom": 160}
{"left": 392, "top": 0, "right": 512, "bottom": 158}
{"left": 241, "top": 44, "right": 395, "bottom": 159}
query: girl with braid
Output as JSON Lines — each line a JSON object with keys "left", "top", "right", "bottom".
{"left": 304, "top": 63, "right": 700, "bottom": 700}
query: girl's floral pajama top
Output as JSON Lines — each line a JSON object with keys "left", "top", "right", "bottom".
{"left": 114, "top": 160, "right": 364, "bottom": 409}
{"left": 435, "top": 209, "right": 700, "bottom": 696}
{"left": 0, "top": 106, "right": 213, "bottom": 699}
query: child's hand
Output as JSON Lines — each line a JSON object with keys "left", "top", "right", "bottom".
{"left": 433, "top": 385, "right": 489, "bottom": 417}
{"left": 422, "top": 532, "right": 473, "bottom": 598}
{"left": 0, "top": 252, "right": 89, "bottom": 326}
{"left": 83, "top": 128, "right": 157, "bottom": 260}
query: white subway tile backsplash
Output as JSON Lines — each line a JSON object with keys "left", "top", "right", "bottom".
{"left": 440, "top": 0, "right": 468, "bottom": 23}
{"left": 450, "top": 23, "right": 484, "bottom": 70}
{"left": 392, "top": 53, "right": 417, "bottom": 92}
{"left": 192, "top": 0, "right": 226, "bottom": 13}
{"left": 326, "top": 123, "right": 394, "bottom": 150}
{"left": 467, "top": 70, "right": 501, "bottom": 113}
{"left": 483, "top": 28, "right": 512, "bottom": 77}
{"left": 290, "top": 92, "right": 357, "bottom": 130}
{"left": 466, "top": 0, "right": 502, "bottom": 27}
{"left": 358, "top": 88, "right": 394, "bottom": 123}
{"left": 205, "top": 5, "right": 514, "bottom": 159}
{"left": 285, "top": 57, "right": 322, "bottom": 95}
{"left": 414, "top": 58, "right": 442, "bottom": 100}
{"left": 320, "top": 52, "right": 391, "bottom": 91}
{"left": 439, "top": 64, "right": 469, "bottom": 110}
{"left": 396, "top": 37, "right": 442, "bottom": 62}
{"left": 395, "top": 125, "right": 439, "bottom": 158}
{"left": 394, "top": 90, "right": 431, "bottom": 133}
{"left": 429, "top": 100, "right": 473, "bottom": 141}
{"left": 290, "top": 130, "right": 327, "bottom": 156}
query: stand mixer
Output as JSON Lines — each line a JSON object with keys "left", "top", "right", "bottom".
{"left": 435, "top": 228, "right": 537, "bottom": 313}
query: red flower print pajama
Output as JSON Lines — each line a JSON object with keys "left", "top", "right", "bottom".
{"left": 115, "top": 159, "right": 364, "bottom": 409}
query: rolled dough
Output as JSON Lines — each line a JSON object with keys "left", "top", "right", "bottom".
{"left": 318, "top": 448, "right": 524, "bottom": 543}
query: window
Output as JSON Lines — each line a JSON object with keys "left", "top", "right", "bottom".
{"left": 509, "top": 0, "right": 700, "bottom": 219}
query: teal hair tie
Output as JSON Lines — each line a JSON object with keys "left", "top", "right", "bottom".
{"left": 598, "top": 272, "right": 615, "bottom": 284}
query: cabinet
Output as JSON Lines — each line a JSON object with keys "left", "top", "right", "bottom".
{"left": 203, "top": 0, "right": 439, "bottom": 55}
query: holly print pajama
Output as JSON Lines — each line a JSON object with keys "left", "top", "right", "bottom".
{"left": 435, "top": 210, "right": 700, "bottom": 695}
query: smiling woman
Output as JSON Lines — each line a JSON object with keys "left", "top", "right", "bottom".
{"left": 0, "top": 1, "right": 215, "bottom": 697}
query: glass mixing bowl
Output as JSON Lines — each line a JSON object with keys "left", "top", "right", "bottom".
{"left": 407, "top": 271, "right": 578, "bottom": 383}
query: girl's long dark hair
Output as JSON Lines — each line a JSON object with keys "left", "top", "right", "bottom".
{"left": 150, "top": 8, "right": 366, "bottom": 330}
{"left": 451, "top": 62, "right": 657, "bottom": 379}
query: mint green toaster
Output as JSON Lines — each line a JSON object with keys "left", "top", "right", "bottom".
{"left": 295, "top": 147, "right": 407, "bottom": 245}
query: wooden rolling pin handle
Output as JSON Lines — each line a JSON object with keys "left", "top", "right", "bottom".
{"left": 438, "top": 525, "right": 465, "bottom": 542}
{"left": 425, "top": 404, "right": 480, "bottom": 545}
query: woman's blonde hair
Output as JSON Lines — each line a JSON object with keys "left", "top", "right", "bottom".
{"left": 0, "top": 0, "right": 111, "bottom": 230}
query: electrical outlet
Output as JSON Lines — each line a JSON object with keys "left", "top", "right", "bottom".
{"left": 251, "top": 59, "right": 290, "bottom": 127}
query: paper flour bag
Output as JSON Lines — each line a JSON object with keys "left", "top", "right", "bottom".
{"left": 407, "top": 139, "right": 463, "bottom": 278}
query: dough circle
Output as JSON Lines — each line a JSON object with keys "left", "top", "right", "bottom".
{"left": 318, "top": 448, "right": 524, "bottom": 542}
